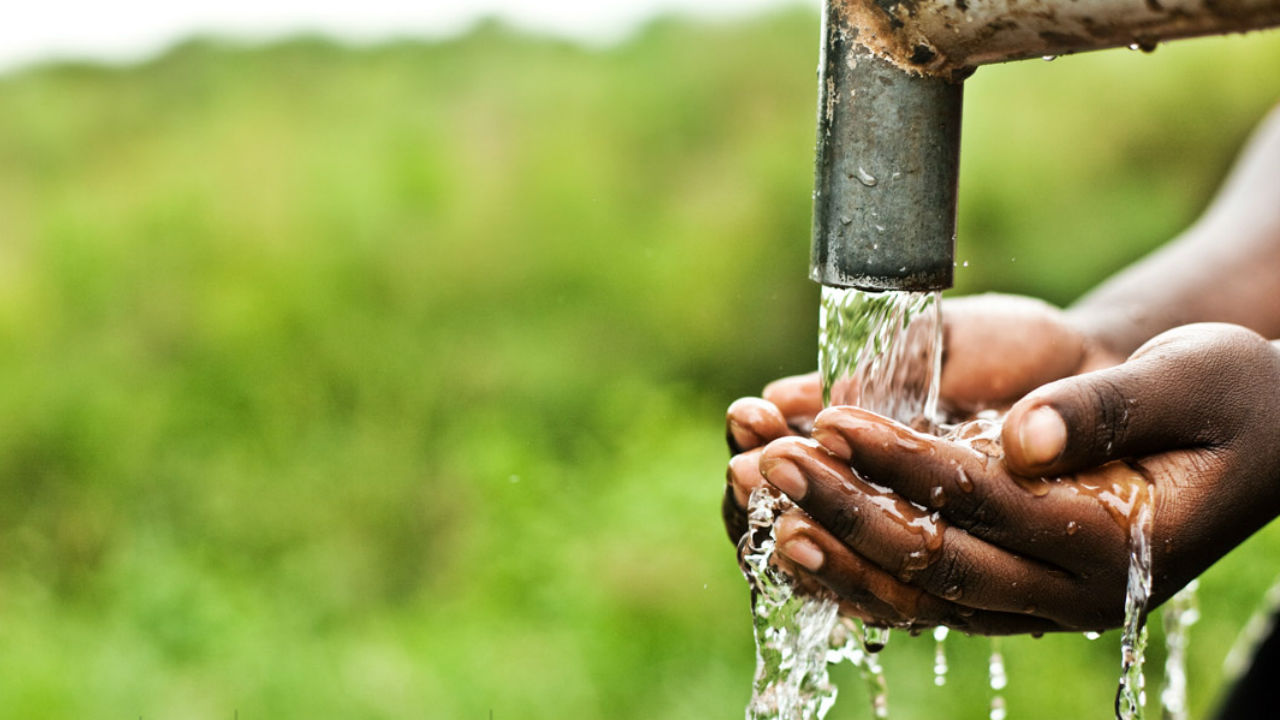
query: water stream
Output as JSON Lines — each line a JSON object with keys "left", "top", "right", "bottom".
{"left": 739, "top": 285, "right": 1175, "bottom": 720}
{"left": 741, "top": 287, "right": 942, "bottom": 720}
{"left": 1114, "top": 476, "right": 1154, "bottom": 720}
{"left": 1160, "top": 580, "right": 1199, "bottom": 720}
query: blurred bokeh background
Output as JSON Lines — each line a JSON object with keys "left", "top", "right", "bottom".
{"left": 1, "top": 4, "right": 1279, "bottom": 718}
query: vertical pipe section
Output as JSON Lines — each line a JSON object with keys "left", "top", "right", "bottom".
{"left": 810, "top": 2, "right": 963, "bottom": 291}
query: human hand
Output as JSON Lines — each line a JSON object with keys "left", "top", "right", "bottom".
{"left": 938, "top": 293, "right": 1122, "bottom": 416}
{"left": 722, "top": 293, "right": 1118, "bottom": 545}
{"left": 762, "top": 323, "right": 1280, "bottom": 634}
{"left": 723, "top": 372, "right": 823, "bottom": 544}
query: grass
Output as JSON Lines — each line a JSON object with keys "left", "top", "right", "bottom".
{"left": 0, "top": 8, "right": 1278, "bottom": 717}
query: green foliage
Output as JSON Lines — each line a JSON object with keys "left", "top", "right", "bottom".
{"left": 0, "top": 9, "right": 1277, "bottom": 718}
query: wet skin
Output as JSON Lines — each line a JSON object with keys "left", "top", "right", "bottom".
{"left": 724, "top": 316, "right": 1280, "bottom": 636}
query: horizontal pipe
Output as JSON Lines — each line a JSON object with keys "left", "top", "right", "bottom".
{"left": 835, "top": 0, "right": 1280, "bottom": 76}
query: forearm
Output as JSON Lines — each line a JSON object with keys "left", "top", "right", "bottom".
{"left": 1067, "top": 104, "right": 1280, "bottom": 358}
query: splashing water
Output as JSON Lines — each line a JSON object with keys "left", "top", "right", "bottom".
{"left": 819, "top": 287, "right": 942, "bottom": 428}
{"left": 740, "top": 287, "right": 942, "bottom": 720}
{"left": 1160, "top": 580, "right": 1199, "bottom": 720}
{"left": 741, "top": 487, "right": 849, "bottom": 720}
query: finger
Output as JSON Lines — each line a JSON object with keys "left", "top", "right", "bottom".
{"left": 775, "top": 510, "right": 1066, "bottom": 636}
{"left": 775, "top": 509, "right": 923, "bottom": 625}
{"left": 726, "top": 398, "right": 793, "bottom": 454}
{"left": 722, "top": 484, "right": 748, "bottom": 545}
{"left": 810, "top": 407, "right": 1119, "bottom": 568}
{"left": 762, "top": 373, "right": 822, "bottom": 432}
{"left": 760, "top": 437, "right": 1085, "bottom": 622}
{"left": 1001, "top": 323, "right": 1271, "bottom": 477}
{"left": 727, "top": 447, "right": 767, "bottom": 510}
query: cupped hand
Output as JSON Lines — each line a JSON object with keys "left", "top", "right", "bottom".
{"left": 763, "top": 323, "right": 1280, "bottom": 634}
{"left": 723, "top": 372, "right": 823, "bottom": 543}
{"left": 722, "top": 293, "right": 1118, "bottom": 546}
{"left": 939, "top": 293, "right": 1122, "bottom": 416}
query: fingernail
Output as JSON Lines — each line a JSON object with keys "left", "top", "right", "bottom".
{"left": 761, "top": 458, "right": 807, "bottom": 500}
{"left": 727, "top": 419, "right": 760, "bottom": 453}
{"left": 727, "top": 453, "right": 759, "bottom": 507}
{"left": 781, "top": 537, "right": 825, "bottom": 572}
{"left": 813, "top": 427, "right": 852, "bottom": 460}
{"left": 1018, "top": 406, "right": 1067, "bottom": 467}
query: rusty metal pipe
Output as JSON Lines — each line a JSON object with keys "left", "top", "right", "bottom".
{"left": 811, "top": 0, "right": 1280, "bottom": 291}
{"left": 811, "top": 3, "right": 963, "bottom": 290}
{"left": 839, "top": 0, "right": 1280, "bottom": 77}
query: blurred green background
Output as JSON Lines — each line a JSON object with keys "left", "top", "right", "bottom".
{"left": 0, "top": 7, "right": 1278, "bottom": 718}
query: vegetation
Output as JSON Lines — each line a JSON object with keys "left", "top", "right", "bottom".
{"left": 0, "top": 8, "right": 1277, "bottom": 717}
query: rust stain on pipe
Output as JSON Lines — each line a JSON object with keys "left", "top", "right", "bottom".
{"left": 832, "top": 0, "right": 1280, "bottom": 76}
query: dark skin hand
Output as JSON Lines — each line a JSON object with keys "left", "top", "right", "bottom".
{"left": 757, "top": 324, "right": 1280, "bottom": 634}
{"left": 724, "top": 104, "right": 1280, "bottom": 635}
{"left": 722, "top": 293, "right": 1124, "bottom": 630}
{"left": 723, "top": 292, "right": 1120, "bottom": 543}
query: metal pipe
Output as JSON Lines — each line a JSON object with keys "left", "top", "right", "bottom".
{"left": 835, "top": 0, "right": 1280, "bottom": 76}
{"left": 810, "top": 0, "right": 1280, "bottom": 291}
{"left": 811, "top": 4, "right": 963, "bottom": 291}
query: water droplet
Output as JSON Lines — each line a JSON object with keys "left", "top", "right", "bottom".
{"left": 942, "top": 584, "right": 963, "bottom": 601}
{"left": 1043, "top": 54, "right": 1057, "bottom": 61}
{"left": 1066, "top": 520, "right": 1079, "bottom": 535}
{"left": 930, "top": 485, "right": 947, "bottom": 508}
{"left": 956, "top": 468, "right": 974, "bottom": 493}
{"left": 1085, "top": 631, "right": 1101, "bottom": 640}
{"left": 840, "top": 215, "right": 853, "bottom": 225}
{"left": 990, "top": 698, "right": 1007, "bottom": 720}
{"left": 962, "top": 260, "right": 969, "bottom": 267}
{"left": 989, "top": 640, "right": 1008, "bottom": 720}
{"left": 933, "top": 626, "right": 949, "bottom": 686}
{"left": 989, "top": 647, "right": 1007, "bottom": 690}
{"left": 863, "top": 624, "right": 890, "bottom": 653}
{"left": 856, "top": 166, "right": 878, "bottom": 187}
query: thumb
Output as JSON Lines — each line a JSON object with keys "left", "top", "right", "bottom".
{"left": 1001, "top": 324, "right": 1262, "bottom": 477}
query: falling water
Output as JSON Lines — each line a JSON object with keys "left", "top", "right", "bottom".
{"left": 739, "top": 286, "right": 942, "bottom": 720}
{"left": 741, "top": 487, "right": 849, "bottom": 720}
{"left": 932, "top": 626, "right": 950, "bottom": 687}
{"left": 818, "top": 286, "right": 942, "bottom": 429}
{"left": 988, "top": 638, "right": 1008, "bottom": 720}
{"left": 819, "top": 286, "right": 943, "bottom": 717}
{"left": 1111, "top": 470, "right": 1155, "bottom": 720}
{"left": 1160, "top": 580, "right": 1199, "bottom": 720}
